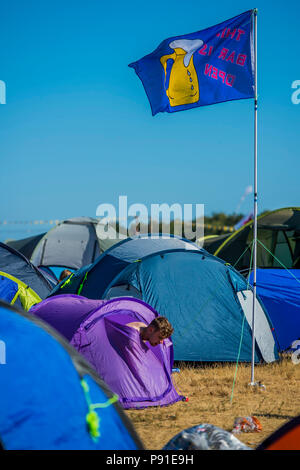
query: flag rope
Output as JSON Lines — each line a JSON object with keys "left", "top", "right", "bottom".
{"left": 232, "top": 243, "right": 253, "bottom": 268}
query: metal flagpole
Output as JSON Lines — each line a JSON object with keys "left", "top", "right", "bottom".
{"left": 250, "top": 8, "right": 258, "bottom": 385}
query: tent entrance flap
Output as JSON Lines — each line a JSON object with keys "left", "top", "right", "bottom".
{"left": 237, "top": 290, "right": 277, "bottom": 363}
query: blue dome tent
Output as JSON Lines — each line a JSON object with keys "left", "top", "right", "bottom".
{"left": 49, "top": 234, "right": 201, "bottom": 299}
{"left": 0, "top": 300, "right": 143, "bottom": 450}
{"left": 249, "top": 268, "right": 300, "bottom": 351}
{"left": 49, "top": 235, "right": 279, "bottom": 363}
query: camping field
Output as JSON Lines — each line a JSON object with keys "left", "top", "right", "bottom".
{"left": 125, "top": 356, "right": 300, "bottom": 450}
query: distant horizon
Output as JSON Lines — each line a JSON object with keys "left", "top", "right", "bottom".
{"left": 0, "top": 206, "right": 282, "bottom": 243}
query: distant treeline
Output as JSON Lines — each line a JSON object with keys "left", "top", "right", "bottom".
{"left": 114, "top": 211, "right": 269, "bottom": 241}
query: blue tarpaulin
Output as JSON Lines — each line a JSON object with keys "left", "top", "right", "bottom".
{"left": 249, "top": 269, "right": 300, "bottom": 351}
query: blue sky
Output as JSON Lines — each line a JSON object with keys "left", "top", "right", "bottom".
{"left": 1, "top": 0, "right": 299, "bottom": 241}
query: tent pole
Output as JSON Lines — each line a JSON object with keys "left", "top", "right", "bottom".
{"left": 250, "top": 8, "right": 258, "bottom": 385}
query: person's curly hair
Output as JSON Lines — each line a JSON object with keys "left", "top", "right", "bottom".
{"left": 149, "top": 316, "right": 174, "bottom": 339}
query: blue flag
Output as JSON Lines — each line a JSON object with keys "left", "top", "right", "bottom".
{"left": 129, "top": 10, "right": 255, "bottom": 115}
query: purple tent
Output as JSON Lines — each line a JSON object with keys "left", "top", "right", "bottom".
{"left": 30, "top": 294, "right": 105, "bottom": 340}
{"left": 30, "top": 295, "right": 183, "bottom": 409}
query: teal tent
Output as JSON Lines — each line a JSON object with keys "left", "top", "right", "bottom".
{"left": 49, "top": 235, "right": 279, "bottom": 363}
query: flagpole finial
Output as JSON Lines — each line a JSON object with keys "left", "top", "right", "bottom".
{"left": 254, "top": 8, "right": 258, "bottom": 15}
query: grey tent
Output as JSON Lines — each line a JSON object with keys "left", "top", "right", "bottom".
{"left": 31, "top": 217, "right": 120, "bottom": 270}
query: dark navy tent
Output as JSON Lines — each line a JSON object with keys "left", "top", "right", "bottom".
{"left": 0, "top": 300, "right": 143, "bottom": 450}
{"left": 49, "top": 235, "right": 278, "bottom": 363}
{"left": 5, "top": 232, "right": 46, "bottom": 259}
{"left": 0, "top": 242, "right": 52, "bottom": 297}
{"left": 0, "top": 242, "right": 53, "bottom": 310}
{"left": 249, "top": 269, "right": 300, "bottom": 351}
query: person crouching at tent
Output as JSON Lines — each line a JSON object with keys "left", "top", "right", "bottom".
{"left": 68, "top": 297, "right": 183, "bottom": 409}
{"left": 126, "top": 316, "right": 174, "bottom": 347}
{"left": 58, "top": 269, "right": 72, "bottom": 283}
{"left": 29, "top": 294, "right": 184, "bottom": 409}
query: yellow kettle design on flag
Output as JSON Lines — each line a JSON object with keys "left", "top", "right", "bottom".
{"left": 160, "top": 39, "right": 203, "bottom": 107}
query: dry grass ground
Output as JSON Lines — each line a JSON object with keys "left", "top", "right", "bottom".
{"left": 125, "top": 356, "right": 300, "bottom": 450}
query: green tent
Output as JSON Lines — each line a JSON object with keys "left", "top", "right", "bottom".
{"left": 213, "top": 207, "right": 300, "bottom": 273}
